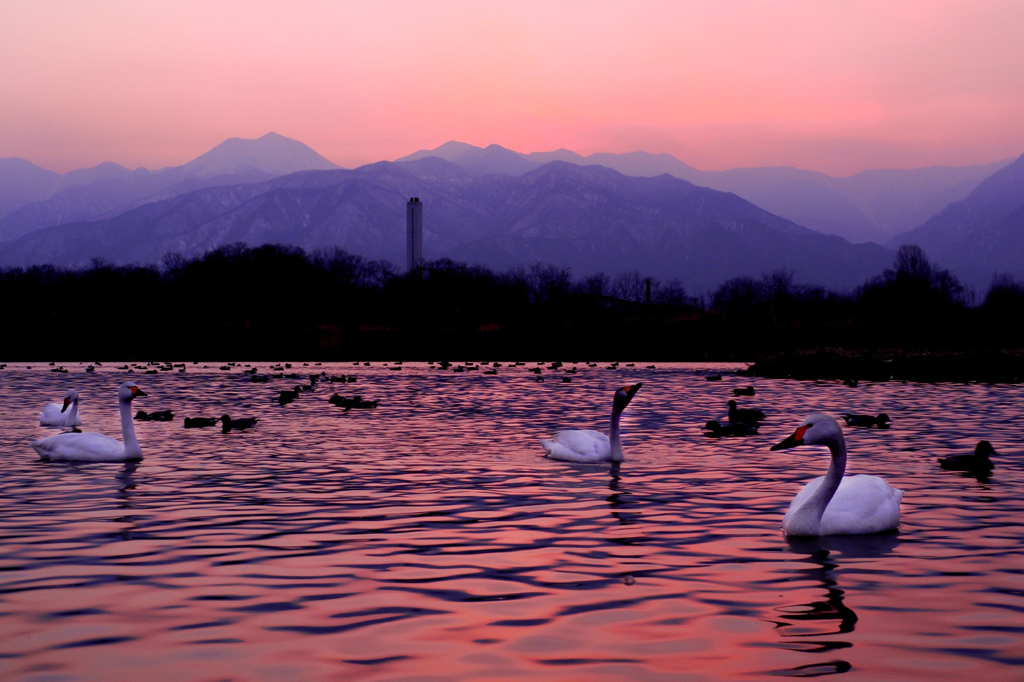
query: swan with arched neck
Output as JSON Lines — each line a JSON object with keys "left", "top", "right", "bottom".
{"left": 772, "top": 413, "right": 902, "bottom": 536}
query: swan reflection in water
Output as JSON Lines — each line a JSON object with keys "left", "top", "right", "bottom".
{"left": 766, "top": 533, "right": 900, "bottom": 677}
{"left": 606, "top": 462, "right": 642, "bottom": 526}
{"left": 115, "top": 461, "right": 140, "bottom": 504}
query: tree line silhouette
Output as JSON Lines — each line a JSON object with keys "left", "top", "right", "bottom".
{"left": 1, "top": 243, "right": 1021, "bottom": 360}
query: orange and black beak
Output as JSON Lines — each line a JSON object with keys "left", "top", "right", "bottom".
{"left": 61, "top": 398, "right": 71, "bottom": 413}
{"left": 622, "top": 383, "right": 642, "bottom": 398}
{"left": 131, "top": 386, "right": 147, "bottom": 398}
{"left": 771, "top": 425, "right": 808, "bottom": 451}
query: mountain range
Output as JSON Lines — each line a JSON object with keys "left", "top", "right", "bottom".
{"left": 891, "top": 153, "right": 1024, "bottom": 286}
{"left": 397, "top": 142, "right": 1012, "bottom": 246}
{"left": 0, "top": 133, "right": 339, "bottom": 243}
{"left": 0, "top": 157, "right": 892, "bottom": 292}
{"left": 1, "top": 133, "right": 1022, "bottom": 292}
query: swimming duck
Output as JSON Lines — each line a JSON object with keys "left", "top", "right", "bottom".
{"left": 842, "top": 413, "right": 891, "bottom": 428}
{"left": 183, "top": 416, "right": 220, "bottom": 428}
{"left": 135, "top": 410, "right": 174, "bottom": 421}
{"left": 221, "top": 415, "right": 258, "bottom": 433}
{"left": 703, "top": 420, "right": 759, "bottom": 437}
{"left": 938, "top": 441, "right": 996, "bottom": 473}
{"left": 728, "top": 400, "right": 766, "bottom": 424}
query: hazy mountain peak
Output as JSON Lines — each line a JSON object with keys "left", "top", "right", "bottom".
{"left": 181, "top": 132, "right": 341, "bottom": 179}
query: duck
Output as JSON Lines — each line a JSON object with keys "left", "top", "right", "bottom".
{"left": 31, "top": 382, "right": 146, "bottom": 462}
{"left": 540, "top": 383, "right": 642, "bottom": 463}
{"left": 278, "top": 388, "right": 300, "bottom": 405}
{"left": 703, "top": 420, "right": 759, "bottom": 437}
{"left": 221, "top": 415, "right": 258, "bottom": 433}
{"left": 328, "top": 394, "right": 380, "bottom": 410}
{"left": 728, "top": 400, "right": 766, "bottom": 424}
{"left": 705, "top": 373, "right": 723, "bottom": 381}
{"left": 39, "top": 389, "right": 82, "bottom": 428}
{"left": 732, "top": 386, "right": 756, "bottom": 396}
{"left": 938, "top": 441, "right": 996, "bottom": 473}
{"left": 135, "top": 410, "right": 174, "bottom": 421}
{"left": 183, "top": 416, "right": 220, "bottom": 428}
{"left": 771, "top": 413, "right": 903, "bottom": 536}
{"left": 842, "top": 413, "right": 891, "bottom": 428}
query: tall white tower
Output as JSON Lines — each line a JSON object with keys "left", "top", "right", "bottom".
{"left": 406, "top": 197, "right": 423, "bottom": 271}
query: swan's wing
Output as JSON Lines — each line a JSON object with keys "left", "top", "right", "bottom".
{"left": 783, "top": 476, "right": 825, "bottom": 527}
{"left": 541, "top": 430, "right": 611, "bottom": 462}
{"left": 820, "top": 475, "right": 902, "bottom": 535}
{"left": 31, "top": 433, "right": 129, "bottom": 462}
{"left": 39, "top": 403, "right": 64, "bottom": 425}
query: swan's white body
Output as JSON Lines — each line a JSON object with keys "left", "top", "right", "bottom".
{"left": 39, "top": 390, "right": 81, "bottom": 427}
{"left": 542, "top": 430, "right": 617, "bottom": 463}
{"left": 541, "top": 384, "right": 640, "bottom": 463}
{"left": 774, "top": 413, "right": 902, "bottom": 537}
{"left": 32, "top": 382, "right": 145, "bottom": 462}
{"left": 783, "top": 473, "right": 902, "bottom": 536}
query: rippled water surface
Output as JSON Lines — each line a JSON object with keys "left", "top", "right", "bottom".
{"left": 1, "top": 362, "right": 1022, "bottom": 681}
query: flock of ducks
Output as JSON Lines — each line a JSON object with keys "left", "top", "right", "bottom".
{"left": 29, "top": 367, "right": 1002, "bottom": 539}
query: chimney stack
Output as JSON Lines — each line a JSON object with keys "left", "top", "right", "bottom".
{"left": 406, "top": 197, "right": 423, "bottom": 271}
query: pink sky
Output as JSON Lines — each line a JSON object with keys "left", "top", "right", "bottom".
{"left": 2, "top": 0, "right": 1023, "bottom": 175}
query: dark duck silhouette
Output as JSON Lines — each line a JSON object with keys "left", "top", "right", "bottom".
{"left": 842, "top": 413, "right": 891, "bottom": 428}
{"left": 221, "top": 415, "right": 258, "bottom": 433}
{"left": 278, "top": 387, "right": 300, "bottom": 405}
{"left": 329, "top": 394, "right": 379, "bottom": 410}
{"left": 703, "top": 420, "right": 759, "bottom": 437}
{"left": 135, "top": 410, "right": 174, "bottom": 421}
{"left": 184, "top": 416, "right": 219, "bottom": 428}
{"left": 728, "top": 400, "right": 765, "bottom": 424}
{"left": 732, "top": 386, "right": 755, "bottom": 396}
{"left": 939, "top": 441, "right": 996, "bottom": 473}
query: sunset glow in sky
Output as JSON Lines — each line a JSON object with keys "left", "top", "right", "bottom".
{"left": 2, "top": 0, "right": 1023, "bottom": 175}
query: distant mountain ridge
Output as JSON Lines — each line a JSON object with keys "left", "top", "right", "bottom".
{"left": 0, "top": 133, "right": 341, "bottom": 242}
{"left": 890, "top": 153, "right": 1024, "bottom": 288}
{"left": 396, "top": 142, "right": 1012, "bottom": 245}
{"left": 0, "top": 157, "right": 892, "bottom": 292}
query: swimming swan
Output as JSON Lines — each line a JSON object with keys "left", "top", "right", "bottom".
{"left": 31, "top": 382, "right": 146, "bottom": 462}
{"left": 771, "top": 413, "right": 902, "bottom": 536}
{"left": 541, "top": 383, "right": 642, "bottom": 463}
{"left": 39, "top": 389, "right": 82, "bottom": 427}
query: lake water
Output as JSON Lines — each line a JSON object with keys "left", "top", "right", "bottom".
{"left": 0, "top": 362, "right": 1022, "bottom": 681}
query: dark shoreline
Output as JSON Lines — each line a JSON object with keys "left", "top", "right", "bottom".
{"left": 747, "top": 348, "right": 1024, "bottom": 383}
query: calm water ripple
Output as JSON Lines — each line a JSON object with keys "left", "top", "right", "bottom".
{"left": 0, "top": 362, "right": 1022, "bottom": 680}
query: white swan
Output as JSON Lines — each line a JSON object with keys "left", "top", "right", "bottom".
{"left": 39, "top": 389, "right": 82, "bottom": 427}
{"left": 541, "top": 383, "right": 642, "bottom": 463}
{"left": 32, "top": 382, "right": 147, "bottom": 462}
{"left": 772, "top": 413, "right": 902, "bottom": 536}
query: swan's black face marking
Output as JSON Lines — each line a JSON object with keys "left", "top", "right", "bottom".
{"left": 61, "top": 398, "right": 71, "bottom": 412}
{"left": 771, "top": 425, "right": 809, "bottom": 450}
{"left": 613, "top": 383, "right": 642, "bottom": 412}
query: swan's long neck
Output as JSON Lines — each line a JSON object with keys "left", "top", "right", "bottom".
{"left": 119, "top": 398, "right": 142, "bottom": 458}
{"left": 66, "top": 399, "right": 79, "bottom": 425}
{"left": 797, "top": 435, "right": 847, "bottom": 533}
{"left": 609, "top": 407, "right": 624, "bottom": 461}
